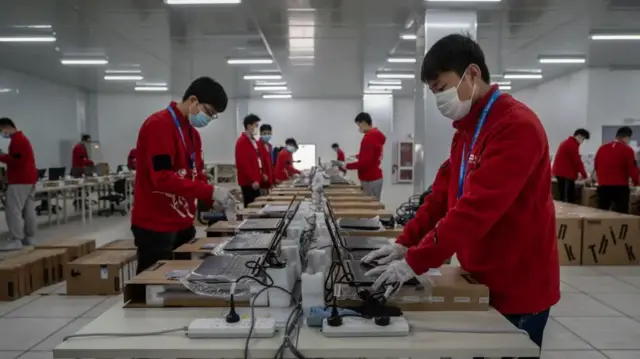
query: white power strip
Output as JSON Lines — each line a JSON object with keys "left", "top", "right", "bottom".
{"left": 322, "top": 317, "right": 410, "bottom": 337}
{"left": 187, "top": 318, "right": 276, "bottom": 338}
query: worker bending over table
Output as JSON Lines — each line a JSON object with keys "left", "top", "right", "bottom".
{"left": 595, "top": 126, "right": 640, "bottom": 213}
{"left": 258, "top": 124, "right": 275, "bottom": 192}
{"left": 131, "top": 77, "right": 237, "bottom": 274}
{"left": 552, "top": 128, "right": 590, "bottom": 203}
{"left": 235, "top": 114, "right": 265, "bottom": 207}
{"left": 71, "top": 134, "right": 94, "bottom": 177}
{"left": 275, "top": 138, "right": 300, "bottom": 182}
{"left": 331, "top": 142, "right": 346, "bottom": 175}
{"left": 363, "top": 34, "right": 559, "bottom": 359}
{"left": 0, "top": 117, "right": 37, "bottom": 250}
{"left": 345, "top": 112, "right": 386, "bottom": 200}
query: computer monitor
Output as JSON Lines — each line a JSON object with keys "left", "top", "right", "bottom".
{"left": 48, "top": 167, "right": 66, "bottom": 181}
{"left": 37, "top": 169, "right": 46, "bottom": 180}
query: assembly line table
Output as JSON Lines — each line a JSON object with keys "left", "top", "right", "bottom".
{"left": 54, "top": 304, "right": 539, "bottom": 359}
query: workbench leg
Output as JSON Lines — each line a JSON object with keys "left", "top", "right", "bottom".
{"left": 47, "top": 192, "right": 52, "bottom": 225}
{"left": 81, "top": 188, "right": 86, "bottom": 225}
{"left": 63, "top": 189, "right": 68, "bottom": 224}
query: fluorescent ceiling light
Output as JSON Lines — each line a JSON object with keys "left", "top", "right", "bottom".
{"left": 104, "top": 75, "right": 144, "bottom": 81}
{"left": 13, "top": 25, "right": 52, "bottom": 29}
{"left": 254, "top": 86, "right": 288, "bottom": 91}
{"left": 505, "top": 68, "right": 542, "bottom": 73}
{"left": 0, "top": 88, "right": 12, "bottom": 93}
{"left": 492, "top": 81, "right": 511, "bottom": 86}
{"left": 244, "top": 74, "right": 282, "bottom": 80}
{"left": 136, "top": 82, "right": 167, "bottom": 86}
{"left": 263, "top": 94, "right": 292, "bottom": 99}
{"left": 227, "top": 58, "right": 273, "bottom": 65}
{"left": 0, "top": 36, "right": 56, "bottom": 43}
{"left": 377, "top": 72, "right": 415, "bottom": 79}
{"left": 105, "top": 69, "right": 142, "bottom": 74}
{"left": 503, "top": 73, "right": 543, "bottom": 80}
{"left": 498, "top": 85, "right": 512, "bottom": 91}
{"left": 387, "top": 57, "right": 416, "bottom": 63}
{"left": 400, "top": 34, "right": 417, "bottom": 40}
{"left": 590, "top": 34, "right": 640, "bottom": 41}
{"left": 135, "top": 86, "right": 169, "bottom": 92}
{"left": 369, "top": 85, "right": 402, "bottom": 90}
{"left": 369, "top": 80, "right": 402, "bottom": 85}
{"left": 538, "top": 56, "right": 586, "bottom": 64}
{"left": 289, "top": 55, "right": 315, "bottom": 60}
{"left": 255, "top": 81, "right": 287, "bottom": 86}
{"left": 426, "top": 0, "right": 500, "bottom": 2}
{"left": 426, "top": 23, "right": 472, "bottom": 28}
{"left": 61, "top": 58, "right": 108, "bottom": 65}
{"left": 490, "top": 74, "right": 504, "bottom": 78}
{"left": 164, "top": 0, "right": 241, "bottom": 4}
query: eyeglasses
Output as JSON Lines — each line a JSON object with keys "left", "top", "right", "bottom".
{"left": 200, "top": 104, "right": 218, "bottom": 119}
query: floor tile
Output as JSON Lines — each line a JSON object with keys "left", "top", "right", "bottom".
{"left": 602, "top": 351, "right": 640, "bottom": 359}
{"left": 0, "top": 297, "right": 39, "bottom": 317}
{"left": 80, "top": 295, "right": 122, "bottom": 318}
{"left": 617, "top": 276, "right": 640, "bottom": 288}
{"left": 542, "top": 318, "right": 592, "bottom": 350}
{"left": 551, "top": 293, "right": 624, "bottom": 317}
{"left": 560, "top": 282, "right": 580, "bottom": 293}
{"left": 560, "top": 276, "right": 640, "bottom": 294}
{"left": 16, "top": 351, "right": 52, "bottom": 359}
{"left": 31, "top": 318, "right": 92, "bottom": 351}
{"left": 560, "top": 266, "right": 604, "bottom": 278}
{"left": 556, "top": 317, "right": 640, "bottom": 350}
{"left": 593, "top": 266, "right": 640, "bottom": 277}
{"left": 541, "top": 351, "right": 607, "bottom": 359}
{"left": 6, "top": 296, "right": 106, "bottom": 318}
{"left": 592, "top": 293, "right": 640, "bottom": 317}
{"left": 31, "top": 283, "right": 65, "bottom": 296}
{"left": 0, "top": 318, "right": 71, "bottom": 351}
{"left": 0, "top": 352, "right": 23, "bottom": 359}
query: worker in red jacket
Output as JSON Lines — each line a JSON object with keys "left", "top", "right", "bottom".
{"left": 331, "top": 143, "right": 346, "bottom": 175}
{"left": 363, "top": 34, "right": 559, "bottom": 356}
{"left": 127, "top": 148, "right": 137, "bottom": 170}
{"left": 0, "top": 118, "right": 37, "bottom": 250}
{"left": 72, "top": 134, "right": 94, "bottom": 177}
{"left": 552, "top": 128, "right": 590, "bottom": 203}
{"left": 345, "top": 112, "right": 386, "bottom": 200}
{"left": 595, "top": 126, "right": 640, "bottom": 213}
{"left": 275, "top": 138, "right": 300, "bottom": 182}
{"left": 235, "top": 114, "right": 264, "bottom": 207}
{"left": 132, "top": 77, "right": 236, "bottom": 273}
{"left": 258, "top": 124, "right": 274, "bottom": 191}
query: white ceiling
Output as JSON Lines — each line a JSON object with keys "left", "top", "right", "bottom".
{"left": 1, "top": 0, "right": 640, "bottom": 98}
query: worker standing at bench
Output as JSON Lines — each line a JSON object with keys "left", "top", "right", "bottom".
{"left": 71, "top": 134, "right": 94, "bottom": 177}
{"left": 0, "top": 117, "right": 37, "bottom": 250}
{"left": 552, "top": 128, "right": 590, "bottom": 203}
{"left": 345, "top": 112, "right": 386, "bottom": 200}
{"left": 363, "top": 34, "right": 559, "bottom": 358}
{"left": 131, "top": 77, "right": 236, "bottom": 274}
{"left": 235, "top": 114, "right": 264, "bottom": 207}
{"left": 258, "top": 123, "right": 274, "bottom": 193}
{"left": 331, "top": 143, "right": 346, "bottom": 175}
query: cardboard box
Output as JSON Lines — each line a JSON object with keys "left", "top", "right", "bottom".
{"left": 173, "top": 237, "right": 231, "bottom": 259}
{"left": 0, "top": 250, "right": 41, "bottom": 300}
{"left": 98, "top": 239, "right": 135, "bottom": 251}
{"left": 124, "top": 260, "right": 251, "bottom": 308}
{"left": 66, "top": 250, "right": 137, "bottom": 295}
{"left": 555, "top": 213, "right": 583, "bottom": 265}
{"left": 35, "top": 238, "right": 96, "bottom": 262}
{"left": 206, "top": 221, "right": 240, "bottom": 237}
{"left": 582, "top": 212, "right": 640, "bottom": 265}
{"left": 335, "top": 266, "right": 489, "bottom": 311}
{"left": 581, "top": 187, "right": 599, "bottom": 208}
{"left": 31, "top": 249, "right": 68, "bottom": 286}
{"left": 630, "top": 192, "right": 640, "bottom": 216}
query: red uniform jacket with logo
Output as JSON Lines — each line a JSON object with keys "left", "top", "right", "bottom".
{"left": 275, "top": 150, "right": 299, "bottom": 181}
{"left": 595, "top": 141, "right": 640, "bottom": 186}
{"left": 336, "top": 148, "right": 346, "bottom": 173}
{"left": 132, "top": 102, "right": 214, "bottom": 232}
{"left": 553, "top": 137, "right": 587, "bottom": 181}
{"left": 72, "top": 143, "right": 93, "bottom": 169}
{"left": 258, "top": 140, "right": 274, "bottom": 188}
{"left": 235, "top": 133, "right": 263, "bottom": 187}
{"left": 396, "top": 86, "right": 560, "bottom": 315}
{"left": 346, "top": 128, "right": 386, "bottom": 181}
{"left": 0, "top": 131, "right": 37, "bottom": 184}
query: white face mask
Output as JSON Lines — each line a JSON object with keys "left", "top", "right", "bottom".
{"left": 434, "top": 69, "right": 476, "bottom": 121}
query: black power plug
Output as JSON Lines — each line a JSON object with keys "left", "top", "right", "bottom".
{"left": 226, "top": 294, "right": 240, "bottom": 323}
{"left": 374, "top": 316, "right": 390, "bottom": 326}
{"left": 326, "top": 297, "right": 343, "bottom": 327}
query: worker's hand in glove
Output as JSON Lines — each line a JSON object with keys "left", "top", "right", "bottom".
{"left": 365, "top": 259, "right": 416, "bottom": 294}
{"left": 361, "top": 243, "right": 407, "bottom": 265}
{"left": 212, "top": 186, "right": 235, "bottom": 207}
{"left": 334, "top": 161, "right": 345, "bottom": 167}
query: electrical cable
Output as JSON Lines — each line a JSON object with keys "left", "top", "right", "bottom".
{"left": 62, "top": 327, "right": 187, "bottom": 341}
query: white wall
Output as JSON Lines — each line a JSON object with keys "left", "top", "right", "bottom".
{"left": 0, "top": 68, "right": 85, "bottom": 168}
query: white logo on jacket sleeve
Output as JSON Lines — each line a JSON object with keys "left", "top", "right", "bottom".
{"left": 151, "top": 167, "right": 195, "bottom": 219}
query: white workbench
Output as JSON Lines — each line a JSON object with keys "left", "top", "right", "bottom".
{"left": 54, "top": 303, "right": 539, "bottom": 359}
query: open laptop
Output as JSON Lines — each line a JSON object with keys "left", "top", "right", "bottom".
{"left": 225, "top": 201, "right": 299, "bottom": 252}
{"left": 337, "top": 217, "right": 383, "bottom": 231}
{"left": 326, "top": 203, "right": 389, "bottom": 251}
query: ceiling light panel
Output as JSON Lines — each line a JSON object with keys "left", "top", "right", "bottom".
{"left": 503, "top": 73, "right": 543, "bottom": 80}
{"left": 254, "top": 86, "right": 288, "bottom": 91}
{"left": 135, "top": 86, "right": 168, "bottom": 91}
{"left": 400, "top": 34, "right": 417, "bottom": 40}
{"left": 590, "top": 33, "right": 640, "bottom": 40}
{"left": 369, "top": 85, "right": 402, "bottom": 90}
{"left": 164, "top": 0, "right": 241, "bottom": 4}
{"left": 369, "top": 80, "right": 402, "bottom": 85}
{"left": 426, "top": 0, "right": 500, "bottom": 2}
{"left": 227, "top": 58, "right": 273, "bottom": 65}
{"left": 244, "top": 74, "right": 282, "bottom": 80}
{"left": 104, "top": 75, "right": 143, "bottom": 81}
{"left": 263, "top": 94, "right": 292, "bottom": 99}
{"left": 61, "top": 58, "right": 108, "bottom": 65}
{"left": 0, "top": 36, "right": 56, "bottom": 43}
{"left": 538, "top": 56, "right": 586, "bottom": 64}
{"left": 136, "top": 82, "right": 167, "bottom": 86}
{"left": 376, "top": 72, "right": 415, "bottom": 79}
{"left": 105, "top": 69, "right": 142, "bottom": 74}
{"left": 387, "top": 57, "right": 417, "bottom": 63}
{"left": 255, "top": 81, "right": 287, "bottom": 86}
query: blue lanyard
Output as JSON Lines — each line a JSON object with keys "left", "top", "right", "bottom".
{"left": 457, "top": 90, "right": 501, "bottom": 199}
{"left": 167, "top": 105, "right": 195, "bottom": 169}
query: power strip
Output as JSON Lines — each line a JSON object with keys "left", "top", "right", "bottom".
{"left": 187, "top": 318, "right": 276, "bottom": 338}
{"left": 322, "top": 317, "right": 410, "bottom": 337}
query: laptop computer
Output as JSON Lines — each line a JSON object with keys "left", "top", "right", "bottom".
{"left": 260, "top": 197, "right": 300, "bottom": 218}
{"left": 237, "top": 218, "right": 282, "bottom": 232}
{"left": 326, "top": 202, "right": 382, "bottom": 231}
{"left": 187, "top": 253, "right": 266, "bottom": 283}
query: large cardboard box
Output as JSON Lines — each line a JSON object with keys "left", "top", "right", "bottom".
{"left": 582, "top": 212, "right": 640, "bottom": 265}
{"left": 98, "top": 239, "right": 135, "bottom": 251}
{"left": 66, "top": 250, "right": 137, "bottom": 295}
{"left": 31, "top": 249, "right": 68, "bottom": 286}
{"left": 0, "top": 250, "right": 41, "bottom": 300}
{"left": 335, "top": 266, "right": 489, "bottom": 311}
{"left": 581, "top": 187, "right": 599, "bottom": 208}
{"left": 555, "top": 212, "right": 583, "bottom": 265}
{"left": 35, "top": 238, "right": 96, "bottom": 262}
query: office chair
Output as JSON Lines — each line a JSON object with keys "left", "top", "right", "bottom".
{"left": 97, "top": 178, "right": 128, "bottom": 217}
{"left": 35, "top": 168, "right": 63, "bottom": 216}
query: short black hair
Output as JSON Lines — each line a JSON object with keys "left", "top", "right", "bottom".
{"left": 260, "top": 124, "right": 272, "bottom": 132}
{"left": 0, "top": 117, "right": 16, "bottom": 129}
{"left": 574, "top": 128, "right": 590, "bottom": 140}
{"left": 243, "top": 114, "right": 261, "bottom": 129}
{"left": 182, "top": 77, "right": 228, "bottom": 113}
{"left": 81, "top": 134, "right": 91, "bottom": 142}
{"left": 355, "top": 112, "right": 372, "bottom": 126}
{"left": 331, "top": 143, "right": 339, "bottom": 149}
{"left": 285, "top": 138, "right": 298, "bottom": 147}
{"left": 616, "top": 126, "right": 633, "bottom": 139}
{"left": 421, "top": 33, "right": 490, "bottom": 84}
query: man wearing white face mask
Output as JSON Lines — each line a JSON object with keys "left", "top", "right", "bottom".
{"left": 363, "top": 34, "right": 559, "bottom": 358}
{"left": 131, "top": 77, "right": 238, "bottom": 274}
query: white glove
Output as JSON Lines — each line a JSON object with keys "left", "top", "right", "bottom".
{"left": 334, "top": 161, "right": 345, "bottom": 167}
{"left": 212, "top": 186, "right": 234, "bottom": 207}
{"left": 361, "top": 243, "right": 407, "bottom": 265}
{"left": 365, "top": 259, "right": 417, "bottom": 294}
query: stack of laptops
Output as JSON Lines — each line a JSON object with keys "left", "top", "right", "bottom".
{"left": 326, "top": 202, "right": 382, "bottom": 231}
{"left": 237, "top": 218, "right": 282, "bottom": 232}
{"left": 187, "top": 253, "right": 265, "bottom": 284}
{"left": 260, "top": 197, "right": 300, "bottom": 218}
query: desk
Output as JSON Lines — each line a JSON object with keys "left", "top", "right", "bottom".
{"left": 173, "top": 237, "right": 231, "bottom": 259}
{"left": 53, "top": 305, "right": 297, "bottom": 359}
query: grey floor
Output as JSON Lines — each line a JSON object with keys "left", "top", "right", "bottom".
{"left": 0, "top": 215, "right": 638, "bottom": 359}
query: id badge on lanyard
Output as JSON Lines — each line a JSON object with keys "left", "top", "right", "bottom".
{"left": 167, "top": 106, "right": 196, "bottom": 171}
{"left": 457, "top": 90, "right": 501, "bottom": 199}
